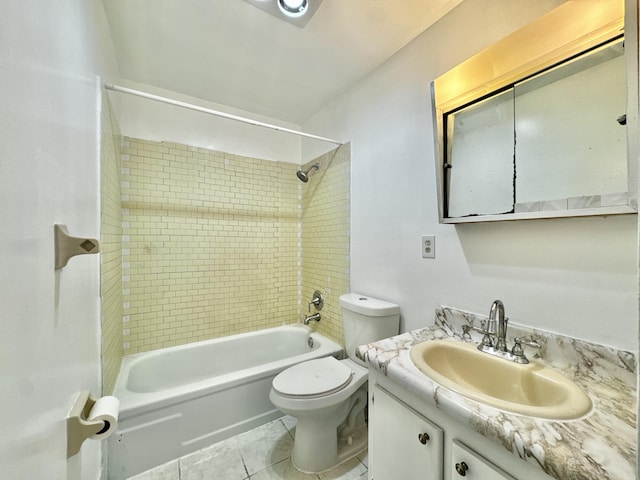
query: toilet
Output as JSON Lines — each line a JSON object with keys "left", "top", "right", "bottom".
{"left": 269, "top": 293, "right": 400, "bottom": 473}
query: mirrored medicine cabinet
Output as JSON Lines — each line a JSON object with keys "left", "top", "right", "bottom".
{"left": 431, "top": 0, "right": 638, "bottom": 223}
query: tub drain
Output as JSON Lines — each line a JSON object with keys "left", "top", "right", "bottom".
{"left": 307, "top": 337, "right": 314, "bottom": 348}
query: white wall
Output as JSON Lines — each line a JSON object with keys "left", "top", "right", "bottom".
{"left": 109, "top": 80, "right": 310, "bottom": 164}
{"left": 303, "top": 0, "right": 638, "bottom": 351}
{"left": 0, "top": 1, "right": 118, "bottom": 478}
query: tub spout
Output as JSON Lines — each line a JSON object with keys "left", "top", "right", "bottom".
{"left": 303, "top": 313, "right": 321, "bottom": 325}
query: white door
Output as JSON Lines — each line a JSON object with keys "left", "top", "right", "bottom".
{"left": 1, "top": 2, "right": 105, "bottom": 478}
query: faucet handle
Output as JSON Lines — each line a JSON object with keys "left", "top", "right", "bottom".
{"left": 462, "top": 321, "right": 493, "bottom": 348}
{"left": 462, "top": 322, "right": 490, "bottom": 335}
{"left": 511, "top": 337, "right": 541, "bottom": 364}
{"left": 462, "top": 323, "right": 483, "bottom": 335}
{"left": 514, "top": 336, "right": 540, "bottom": 348}
{"left": 308, "top": 290, "right": 324, "bottom": 312}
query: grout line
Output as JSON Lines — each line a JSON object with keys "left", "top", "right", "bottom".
{"left": 239, "top": 450, "right": 250, "bottom": 480}
{"left": 279, "top": 418, "right": 295, "bottom": 439}
{"left": 234, "top": 435, "right": 251, "bottom": 480}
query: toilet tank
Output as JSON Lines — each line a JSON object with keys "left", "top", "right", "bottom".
{"left": 339, "top": 293, "right": 400, "bottom": 363}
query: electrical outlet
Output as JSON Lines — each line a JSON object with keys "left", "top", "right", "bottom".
{"left": 422, "top": 235, "right": 435, "bottom": 259}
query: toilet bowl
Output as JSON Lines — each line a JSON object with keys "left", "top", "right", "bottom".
{"left": 269, "top": 356, "right": 369, "bottom": 473}
{"left": 269, "top": 293, "right": 400, "bottom": 473}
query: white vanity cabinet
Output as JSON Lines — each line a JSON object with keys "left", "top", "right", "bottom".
{"left": 368, "top": 371, "right": 553, "bottom": 480}
{"left": 369, "top": 385, "right": 444, "bottom": 479}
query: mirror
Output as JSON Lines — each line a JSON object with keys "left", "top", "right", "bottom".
{"left": 432, "top": 0, "right": 638, "bottom": 223}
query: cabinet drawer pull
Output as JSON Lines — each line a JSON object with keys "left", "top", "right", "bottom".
{"left": 455, "top": 461, "right": 469, "bottom": 476}
{"left": 418, "top": 432, "right": 430, "bottom": 444}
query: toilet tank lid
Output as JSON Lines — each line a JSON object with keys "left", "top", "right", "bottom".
{"left": 339, "top": 293, "right": 400, "bottom": 316}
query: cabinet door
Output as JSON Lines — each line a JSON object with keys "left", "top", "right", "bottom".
{"left": 370, "top": 385, "right": 443, "bottom": 480}
{"left": 450, "top": 440, "right": 516, "bottom": 480}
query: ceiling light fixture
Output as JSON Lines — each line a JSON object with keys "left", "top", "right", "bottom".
{"left": 244, "top": 0, "right": 322, "bottom": 27}
{"left": 278, "top": 0, "right": 308, "bottom": 18}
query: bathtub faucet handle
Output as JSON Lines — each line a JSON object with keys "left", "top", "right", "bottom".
{"left": 308, "top": 290, "right": 324, "bottom": 312}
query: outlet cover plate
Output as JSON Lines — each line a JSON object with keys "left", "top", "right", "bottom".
{"left": 422, "top": 235, "right": 435, "bottom": 259}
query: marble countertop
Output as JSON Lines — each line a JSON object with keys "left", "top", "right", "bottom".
{"left": 357, "top": 306, "right": 637, "bottom": 480}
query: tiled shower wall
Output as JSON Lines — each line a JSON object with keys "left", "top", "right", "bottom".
{"left": 100, "top": 94, "right": 123, "bottom": 394}
{"left": 118, "top": 138, "right": 350, "bottom": 355}
{"left": 301, "top": 145, "right": 350, "bottom": 344}
{"left": 120, "top": 138, "right": 301, "bottom": 354}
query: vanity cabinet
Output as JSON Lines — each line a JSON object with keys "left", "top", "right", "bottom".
{"left": 369, "top": 385, "right": 443, "bottom": 479}
{"left": 368, "top": 371, "right": 553, "bottom": 480}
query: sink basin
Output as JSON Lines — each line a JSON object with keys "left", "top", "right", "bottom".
{"left": 409, "top": 340, "right": 591, "bottom": 419}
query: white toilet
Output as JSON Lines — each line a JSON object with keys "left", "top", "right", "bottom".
{"left": 269, "top": 293, "right": 400, "bottom": 473}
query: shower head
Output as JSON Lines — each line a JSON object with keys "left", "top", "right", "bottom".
{"left": 296, "top": 163, "right": 320, "bottom": 183}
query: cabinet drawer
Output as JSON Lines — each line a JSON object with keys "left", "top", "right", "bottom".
{"left": 451, "top": 440, "right": 516, "bottom": 480}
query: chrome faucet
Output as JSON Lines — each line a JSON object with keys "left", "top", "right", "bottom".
{"left": 489, "top": 300, "right": 508, "bottom": 352}
{"left": 303, "top": 290, "right": 323, "bottom": 325}
{"left": 462, "top": 300, "right": 541, "bottom": 364}
{"left": 303, "top": 312, "right": 321, "bottom": 325}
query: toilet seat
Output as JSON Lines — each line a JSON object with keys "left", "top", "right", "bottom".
{"left": 273, "top": 356, "right": 353, "bottom": 399}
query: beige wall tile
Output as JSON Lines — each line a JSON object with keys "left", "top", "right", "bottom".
{"left": 121, "top": 138, "right": 302, "bottom": 354}
{"left": 301, "top": 144, "right": 351, "bottom": 346}
{"left": 116, "top": 137, "right": 350, "bottom": 355}
{"left": 100, "top": 94, "right": 123, "bottom": 394}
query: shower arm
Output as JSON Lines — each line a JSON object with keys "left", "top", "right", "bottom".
{"left": 296, "top": 162, "right": 320, "bottom": 182}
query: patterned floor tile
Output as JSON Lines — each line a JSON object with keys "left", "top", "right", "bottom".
{"left": 180, "top": 436, "right": 248, "bottom": 480}
{"left": 249, "top": 458, "right": 320, "bottom": 480}
{"left": 126, "top": 459, "right": 179, "bottom": 480}
{"left": 124, "top": 417, "right": 368, "bottom": 480}
{"left": 237, "top": 418, "right": 294, "bottom": 475}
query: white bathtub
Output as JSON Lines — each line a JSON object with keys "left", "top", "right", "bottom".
{"left": 107, "top": 324, "right": 343, "bottom": 480}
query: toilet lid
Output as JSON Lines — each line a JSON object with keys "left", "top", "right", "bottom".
{"left": 273, "top": 356, "right": 353, "bottom": 398}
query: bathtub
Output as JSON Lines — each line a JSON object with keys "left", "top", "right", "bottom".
{"left": 107, "top": 324, "right": 343, "bottom": 480}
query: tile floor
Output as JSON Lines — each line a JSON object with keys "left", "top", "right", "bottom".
{"left": 127, "top": 416, "right": 368, "bottom": 480}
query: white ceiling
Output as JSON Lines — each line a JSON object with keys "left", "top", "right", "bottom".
{"left": 102, "top": 0, "right": 464, "bottom": 124}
